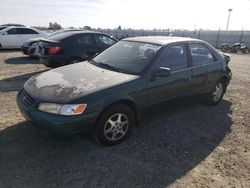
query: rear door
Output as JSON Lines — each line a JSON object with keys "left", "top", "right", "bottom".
{"left": 147, "top": 43, "right": 192, "bottom": 105}
{"left": 188, "top": 43, "right": 222, "bottom": 94}
{"left": 18, "top": 28, "right": 40, "bottom": 45}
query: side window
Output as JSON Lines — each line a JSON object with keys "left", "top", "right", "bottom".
{"left": 94, "top": 35, "right": 116, "bottom": 47}
{"left": 7, "top": 28, "right": 19, "bottom": 35}
{"left": 19, "top": 28, "right": 38, "bottom": 34}
{"left": 158, "top": 44, "right": 188, "bottom": 71}
{"left": 189, "top": 43, "right": 215, "bottom": 66}
{"left": 76, "top": 35, "right": 93, "bottom": 45}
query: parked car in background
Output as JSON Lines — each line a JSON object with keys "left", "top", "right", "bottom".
{"left": 17, "top": 36, "right": 231, "bottom": 146}
{"left": 38, "top": 30, "right": 117, "bottom": 68}
{"left": 21, "top": 29, "right": 84, "bottom": 58}
{"left": 0, "top": 27, "right": 46, "bottom": 49}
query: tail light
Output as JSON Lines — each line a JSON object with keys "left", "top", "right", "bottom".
{"left": 48, "top": 46, "right": 62, "bottom": 55}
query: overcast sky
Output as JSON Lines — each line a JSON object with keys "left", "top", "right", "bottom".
{"left": 1, "top": 0, "right": 250, "bottom": 30}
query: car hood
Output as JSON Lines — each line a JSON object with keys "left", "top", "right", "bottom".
{"left": 24, "top": 62, "right": 138, "bottom": 103}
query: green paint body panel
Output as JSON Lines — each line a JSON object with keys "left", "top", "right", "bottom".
{"left": 16, "top": 37, "right": 231, "bottom": 136}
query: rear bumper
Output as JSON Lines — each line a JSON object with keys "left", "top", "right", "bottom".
{"left": 16, "top": 90, "right": 98, "bottom": 137}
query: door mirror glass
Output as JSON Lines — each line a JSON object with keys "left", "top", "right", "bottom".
{"left": 2, "top": 31, "right": 7, "bottom": 35}
{"left": 154, "top": 67, "right": 171, "bottom": 77}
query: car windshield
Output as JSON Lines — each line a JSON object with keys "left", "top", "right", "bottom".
{"left": 92, "top": 41, "right": 161, "bottom": 75}
{"left": 0, "top": 27, "right": 7, "bottom": 31}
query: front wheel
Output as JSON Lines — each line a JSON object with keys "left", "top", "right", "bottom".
{"left": 94, "top": 104, "right": 135, "bottom": 146}
{"left": 241, "top": 48, "right": 249, "bottom": 54}
{"left": 205, "top": 80, "right": 226, "bottom": 105}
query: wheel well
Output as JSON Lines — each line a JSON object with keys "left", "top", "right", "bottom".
{"left": 96, "top": 100, "right": 139, "bottom": 126}
{"left": 221, "top": 76, "right": 229, "bottom": 86}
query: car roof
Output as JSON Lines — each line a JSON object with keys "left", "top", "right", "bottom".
{"left": 123, "top": 36, "right": 201, "bottom": 46}
{"left": 45, "top": 30, "right": 116, "bottom": 42}
{"left": 0, "top": 26, "right": 43, "bottom": 32}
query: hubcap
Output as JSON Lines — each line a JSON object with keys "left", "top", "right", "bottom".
{"left": 104, "top": 113, "right": 129, "bottom": 141}
{"left": 212, "top": 83, "right": 223, "bottom": 102}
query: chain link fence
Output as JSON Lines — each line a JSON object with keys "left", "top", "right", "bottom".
{"left": 96, "top": 29, "right": 250, "bottom": 49}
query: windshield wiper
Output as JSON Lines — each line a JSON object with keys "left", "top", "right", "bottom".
{"left": 98, "top": 63, "right": 122, "bottom": 73}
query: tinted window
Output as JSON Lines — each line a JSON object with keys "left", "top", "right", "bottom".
{"left": 94, "top": 35, "right": 116, "bottom": 47}
{"left": 158, "top": 44, "right": 188, "bottom": 71}
{"left": 19, "top": 28, "right": 38, "bottom": 34}
{"left": 76, "top": 34, "right": 93, "bottom": 45}
{"left": 190, "top": 43, "right": 215, "bottom": 66}
{"left": 7, "top": 28, "right": 38, "bottom": 35}
{"left": 7, "top": 28, "right": 19, "bottom": 34}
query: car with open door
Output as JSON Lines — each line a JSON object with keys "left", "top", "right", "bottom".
{"left": 17, "top": 36, "right": 231, "bottom": 146}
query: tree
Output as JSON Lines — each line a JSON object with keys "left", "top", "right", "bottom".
{"left": 48, "top": 22, "right": 62, "bottom": 30}
{"left": 83, "top": 25, "right": 91, "bottom": 30}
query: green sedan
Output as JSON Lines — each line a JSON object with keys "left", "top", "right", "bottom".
{"left": 17, "top": 36, "right": 232, "bottom": 146}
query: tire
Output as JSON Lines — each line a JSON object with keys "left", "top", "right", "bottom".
{"left": 94, "top": 104, "right": 135, "bottom": 146}
{"left": 242, "top": 48, "right": 249, "bottom": 54}
{"left": 205, "top": 80, "right": 226, "bottom": 105}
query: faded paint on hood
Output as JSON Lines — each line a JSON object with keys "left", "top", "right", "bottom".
{"left": 24, "top": 62, "right": 138, "bottom": 103}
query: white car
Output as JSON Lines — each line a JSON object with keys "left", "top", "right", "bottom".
{"left": 0, "top": 27, "right": 47, "bottom": 49}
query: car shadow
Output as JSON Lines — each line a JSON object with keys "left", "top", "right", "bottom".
{"left": 0, "top": 71, "right": 46, "bottom": 92}
{"left": 0, "top": 99, "right": 232, "bottom": 187}
{"left": 0, "top": 49, "right": 21, "bottom": 53}
{"left": 4, "top": 56, "right": 39, "bottom": 64}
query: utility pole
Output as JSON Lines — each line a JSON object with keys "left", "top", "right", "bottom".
{"left": 226, "top": 9, "right": 233, "bottom": 30}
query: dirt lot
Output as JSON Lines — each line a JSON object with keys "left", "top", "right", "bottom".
{"left": 0, "top": 50, "right": 249, "bottom": 188}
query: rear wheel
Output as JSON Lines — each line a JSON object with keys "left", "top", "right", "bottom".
{"left": 242, "top": 48, "right": 249, "bottom": 54}
{"left": 205, "top": 80, "right": 226, "bottom": 105}
{"left": 94, "top": 104, "right": 135, "bottom": 146}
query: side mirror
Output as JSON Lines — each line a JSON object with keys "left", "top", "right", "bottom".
{"left": 153, "top": 67, "right": 171, "bottom": 77}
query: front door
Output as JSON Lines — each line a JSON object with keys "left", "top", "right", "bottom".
{"left": 146, "top": 44, "right": 192, "bottom": 106}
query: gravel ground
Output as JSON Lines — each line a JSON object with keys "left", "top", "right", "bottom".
{"left": 0, "top": 50, "right": 249, "bottom": 188}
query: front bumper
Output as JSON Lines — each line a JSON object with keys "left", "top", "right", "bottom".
{"left": 16, "top": 89, "right": 97, "bottom": 137}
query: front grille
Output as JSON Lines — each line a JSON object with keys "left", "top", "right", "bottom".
{"left": 18, "top": 89, "right": 38, "bottom": 107}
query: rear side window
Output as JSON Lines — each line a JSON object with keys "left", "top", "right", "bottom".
{"left": 157, "top": 44, "right": 188, "bottom": 71}
{"left": 7, "top": 28, "right": 38, "bottom": 34}
{"left": 189, "top": 43, "right": 215, "bottom": 66}
{"left": 75, "top": 34, "right": 94, "bottom": 45}
{"left": 93, "top": 35, "right": 116, "bottom": 47}
{"left": 19, "top": 28, "right": 38, "bottom": 34}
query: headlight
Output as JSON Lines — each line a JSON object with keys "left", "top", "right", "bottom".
{"left": 38, "top": 103, "right": 87, "bottom": 116}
